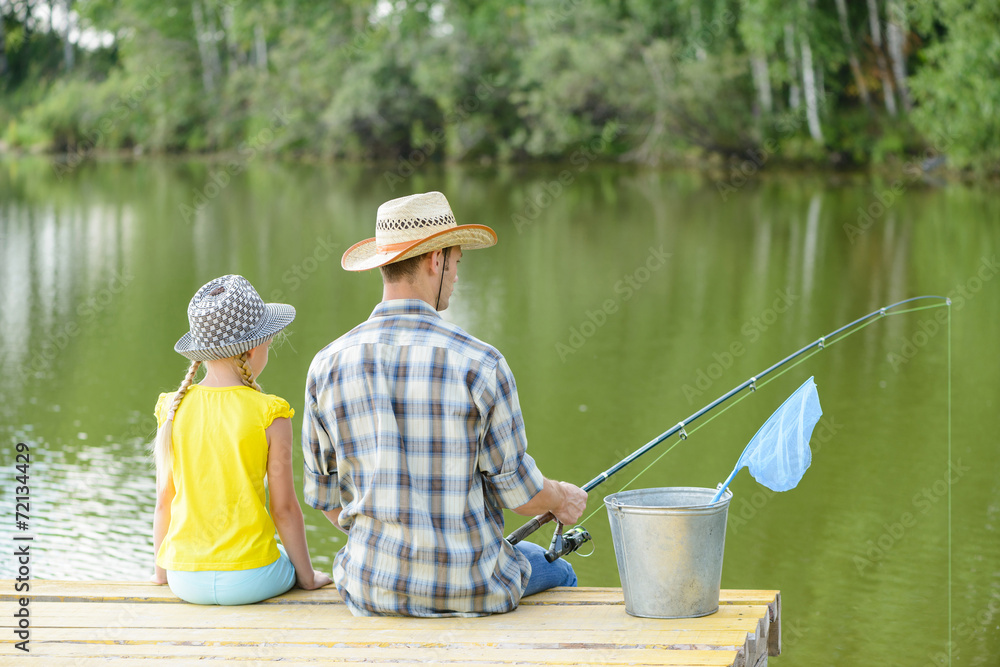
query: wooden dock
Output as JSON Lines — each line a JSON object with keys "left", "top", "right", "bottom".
{"left": 2, "top": 582, "right": 780, "bottom": 665}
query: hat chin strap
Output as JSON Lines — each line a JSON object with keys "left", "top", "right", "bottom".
{"left": 435, "top": 247, "right": 451, "bottom": 311}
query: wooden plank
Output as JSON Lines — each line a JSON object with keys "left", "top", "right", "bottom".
{"left": 12, "top": 625, "right": 755, "bottom": 647}
{"left": 718, "top": 590, "right": 780, "bottom": 663}
{"left": 0, "top": 583, "right": 780, "bottom": 666}
{"left": 18, "top": 601, "right": 767, "bottom": 632}
{"left": 767, "top": 591, "right": 781, "bottom": 657}
{"left": 4, "top": 642, "right": 740, "bottom": 665}
{"left": 2, "top": 581, "right": 778, "bottom": 607}
{"left": 0, "top": 659, "right": 735, "bottom": 667}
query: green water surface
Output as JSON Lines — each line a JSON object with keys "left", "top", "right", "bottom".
{"left": 1, "top": 158, "right": 997, "bottom": 665}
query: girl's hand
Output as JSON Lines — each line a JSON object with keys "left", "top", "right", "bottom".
{"left": 150, "top": 564, "right": 168, "bottom": 585}
{"left": 297, "top": 569, "right": 333, "bottom": 590}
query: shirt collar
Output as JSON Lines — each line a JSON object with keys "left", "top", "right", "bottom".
{"left": 369, "top": 299, "right": 442, "bottom": 321}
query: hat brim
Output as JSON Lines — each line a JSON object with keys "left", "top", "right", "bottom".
{"left": 341, "top": 225, "right": 497, "bottom": 272}
{"left": 174, "top": 303, "right": 296, "bottom": 361}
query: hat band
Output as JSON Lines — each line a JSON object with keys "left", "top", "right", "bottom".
{"left": 376, "top": 239, "right": 421, "bottom": 253}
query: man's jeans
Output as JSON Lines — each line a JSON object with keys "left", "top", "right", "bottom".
{"left": 515, "top": 541, "right": 578, "bottom": 597}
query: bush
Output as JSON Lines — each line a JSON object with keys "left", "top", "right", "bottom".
{"left": 26, "top": 78, "right": 92, "bottom": 151}
{"left": 3, "top": 117, "right": 50, "bottom": 150}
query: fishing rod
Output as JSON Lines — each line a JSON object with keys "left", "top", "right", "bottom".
{"left": 508, "top": 295, "right": 950, "bottom": 560}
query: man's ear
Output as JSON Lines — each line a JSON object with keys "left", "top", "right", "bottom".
{"left": 426, "top": 249, "right": 444, "bottom": 276}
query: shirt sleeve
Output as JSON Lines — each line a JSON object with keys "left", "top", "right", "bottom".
{"left": 478, "top": 357, "right": 545, "bottom": 509}
{"left": 302, "top": 366, "right": 341, "bottom": 511}
{"left": 154, "top": 392, "right": 175, "bottom": 428}
{"left": 265, "top": 395, "right": 295, "bottom": 427}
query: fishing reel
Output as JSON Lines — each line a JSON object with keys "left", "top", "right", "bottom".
{"left": 544, "top": 524, "right": 592, "bottom": 562}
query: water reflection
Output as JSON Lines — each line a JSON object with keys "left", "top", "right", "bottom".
{"left": 0, "top": 197, "right": 137, "bottom": 387}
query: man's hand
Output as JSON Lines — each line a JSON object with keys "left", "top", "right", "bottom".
{"left": 513, "top": 478, "right": 588, "bottom": 525}
{"left": 322, "top": 507, "right": 349, "bottom": 534}
{"left": 551, "top": 481, "right": 587, "bottom": 525}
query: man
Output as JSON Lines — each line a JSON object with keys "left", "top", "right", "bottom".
{"left": 302, "top": 191, "right": 587, "bottom": 617}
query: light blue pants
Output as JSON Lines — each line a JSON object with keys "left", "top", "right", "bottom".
{"left": 167, "top": 545, "right": 296, "bottom": 605}
{"left": 515, "top": 541, "right": 578, "bottom": 597}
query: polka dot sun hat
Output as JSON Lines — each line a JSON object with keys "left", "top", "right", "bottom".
{"left": 173, "top": 275, "right": 295, "bottom": 361}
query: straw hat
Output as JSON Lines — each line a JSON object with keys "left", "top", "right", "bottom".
{"left": 174, "top": 275, "right": 295, "bottom": 361}
{"left": 341, "top": 191, "right": 497, "bottom": 272}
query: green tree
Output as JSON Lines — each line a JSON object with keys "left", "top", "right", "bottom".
{"left": 909, "top": 0, "right": 1000, "bottom": 171}
{"left": 1, "top": 0, "right": 997, "bottom": 173}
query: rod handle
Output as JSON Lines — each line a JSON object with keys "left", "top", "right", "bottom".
{"left": 506, "top": 512, "right": 554, "bottom": 545}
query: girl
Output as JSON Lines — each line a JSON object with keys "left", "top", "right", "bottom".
{"left": 151, "top": 274, "right": 331, "bottom": 604}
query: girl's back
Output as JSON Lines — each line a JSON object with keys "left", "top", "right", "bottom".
{"left": 155, "top": 385, "right": 292, "bottom": 571}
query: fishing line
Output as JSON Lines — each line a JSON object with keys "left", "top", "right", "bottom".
{"left": 572, "top": 298, "right": 952, "bottom": 531}
{"left": 947, "top": 300, "right": 953, "bottom": 663}
{"left": 573, "top": 539, "right": 597, "bottom": 558}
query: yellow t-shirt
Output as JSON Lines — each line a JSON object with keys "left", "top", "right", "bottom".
{"left": 154, "top": 385, "right": 294, "bottom": 571}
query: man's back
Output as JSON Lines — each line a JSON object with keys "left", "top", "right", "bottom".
{"left": 303, "top": 299, "right": 545, "bottom": 617}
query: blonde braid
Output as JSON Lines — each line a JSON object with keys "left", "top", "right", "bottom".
{"left": 237, "top": 351, "right": 262, "bottom": 392}
{"left": 153, "top": 360, "right": 201, "bottom": 482}
{"left": 169, "top": 361, "right": 202, "bottom": 419}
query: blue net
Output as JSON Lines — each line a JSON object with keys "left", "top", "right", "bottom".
{"left": 741, "top": 376, "right": 821, "bottom": 491}
{"left": 714, "top": 377, "right": 822, "bottom": 502}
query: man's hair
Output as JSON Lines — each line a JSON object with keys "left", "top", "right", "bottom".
{"left": 379, "top": 247, "right": 457, "bottom": 284}
{"left": 379, "top": 253, "right": 428, "bottom": 283}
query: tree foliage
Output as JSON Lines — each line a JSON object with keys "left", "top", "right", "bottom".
{"left": 0, "top": 0, "right": 996, "bottom": 172}
{"left": 908, "top": 0, "right": 1000, "bottom": 172}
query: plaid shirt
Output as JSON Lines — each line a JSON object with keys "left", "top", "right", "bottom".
{"left": 302, "top": 299, "right": 545, "bottom": 617}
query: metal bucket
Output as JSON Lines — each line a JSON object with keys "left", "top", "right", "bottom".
{"left": 604, "top": 487, "right": 732, "bottom": 618}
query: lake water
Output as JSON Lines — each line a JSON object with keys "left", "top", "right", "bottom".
{"left": 1, "top": 157, "right": 997, "bottom": 664}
